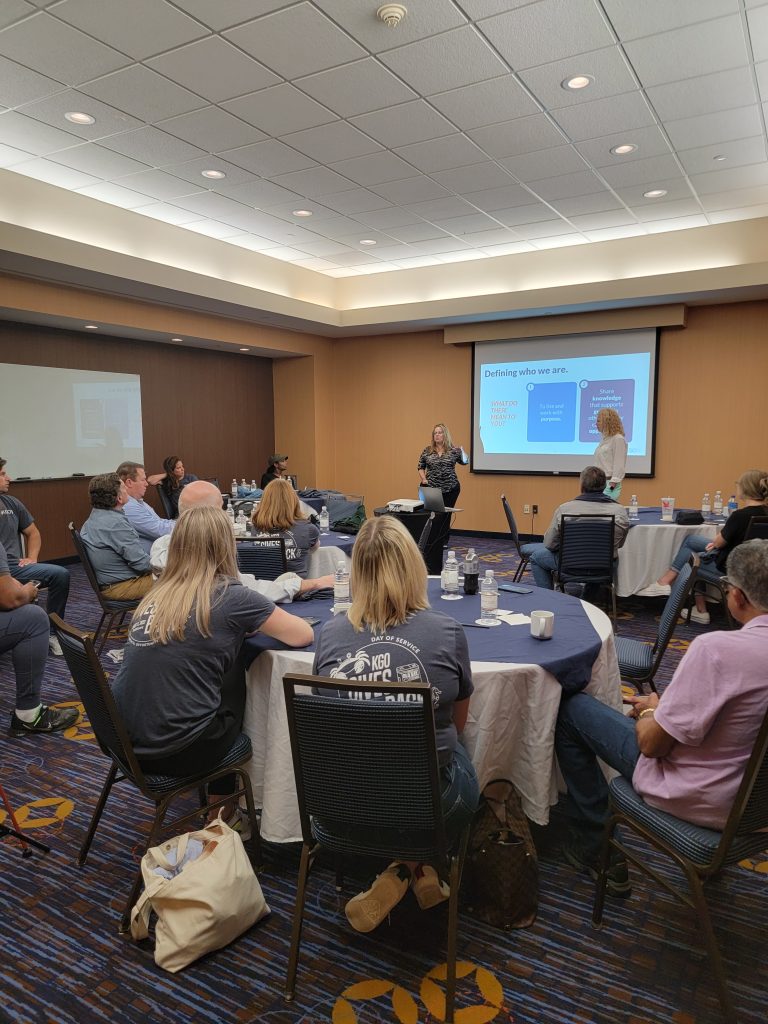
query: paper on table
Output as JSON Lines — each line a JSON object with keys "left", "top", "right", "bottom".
{"left": 496, "top": 611, "right": 531, "bottom": 626}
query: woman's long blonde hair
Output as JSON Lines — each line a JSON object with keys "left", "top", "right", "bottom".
{"left": 430, "top": 422, "right": 454, "bottom": 453}
{"left": 596, "top": 407, "right": 624, "bottom": 437}
{"left": 134, "top": 505, "right": 238, "bottom": 643}
{"left": 348, "top": 516, "right": 429, "bottom": 633}
{"left": 252, "top": 477, "right": 303, "bottom": 532}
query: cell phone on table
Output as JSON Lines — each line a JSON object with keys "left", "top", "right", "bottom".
{"left": 498, "top": 583, "right": 533, "bottom": 594}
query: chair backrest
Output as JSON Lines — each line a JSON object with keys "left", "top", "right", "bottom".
{"left": 500, "top": 494, "right": 522, "bottom": 555}
{"left": 557, "top": 514, "right": 616, "bottom": 582}
{"left": 417, "top": 511, "right": 435, "bottom": 554}
{"left": 236, "top": 537, "right": 287, "bottom": 580}
{"left": 744, "top": 516, "right": 768, "bottom": 541}
{"left": 50, "top": 614, "right": 148, "bottom": 787}
{"left": 69, "top": 523, "right": 108, "bottom": 608}
{"left": 283, "top": 674, "right": 446, "bottom": 861}
{"left": 653, "top": 557, "right": 696, "bottom": 656}
{"left": 156, "top": 486, "right": 175, "bottom": 519}
{"left": 719, "top": 706, "right": 768, "bottom": 864}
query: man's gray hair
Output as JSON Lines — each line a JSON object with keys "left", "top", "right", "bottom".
{"left": 727, "top": 539, "right": 768, "bottom": 612}
{"left": 580, "top": 465, "right": 607, "bottom": 493}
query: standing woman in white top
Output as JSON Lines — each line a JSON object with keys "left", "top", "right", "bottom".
{"left": 593, "top": 408, "right": 628, "bottom": 500}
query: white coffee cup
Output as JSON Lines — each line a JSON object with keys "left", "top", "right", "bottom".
{"left": 661, "top": 497, "right": 675, "bottom": 521}
{"left": 530, "top": 609, "right": 554, "bottom": 640}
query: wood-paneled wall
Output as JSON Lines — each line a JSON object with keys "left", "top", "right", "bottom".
{"left": 1, "top": 322, "right": 274, "bottom": 558}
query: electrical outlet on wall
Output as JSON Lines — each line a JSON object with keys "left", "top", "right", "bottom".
{"left": 523, "top": 504, "right": 531, "bottom": 515}
{"left": 532, "top": 504, "right": 539, "bottom": 515}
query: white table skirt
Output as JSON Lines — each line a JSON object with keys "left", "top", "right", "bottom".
{"left": 616, "top": 522, "right": 718, "bottom": 597}
{"left": 308, "top": 544, "right": 349, "bottom": 577}
{"left": 243, "top": 602, "right": 621, "bottom": 842}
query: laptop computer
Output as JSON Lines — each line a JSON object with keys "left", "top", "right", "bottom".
{"left": 421, "top": 486, "right": 463, "bottom": 513}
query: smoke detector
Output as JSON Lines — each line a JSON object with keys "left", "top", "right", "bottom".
{"left": 377, "top": 4, "right": 407, "bottom": 28}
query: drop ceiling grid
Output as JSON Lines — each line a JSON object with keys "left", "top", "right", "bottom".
{"left": 0, "top": 0, "right": 765, "bottom": 272}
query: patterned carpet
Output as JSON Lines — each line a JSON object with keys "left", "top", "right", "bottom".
{"left": 1, "top": 537, "right": 765, "bottom": 1024}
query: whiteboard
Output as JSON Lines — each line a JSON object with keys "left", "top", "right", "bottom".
{"left": 0, "top": 363, "right": 144, "bottom": 479}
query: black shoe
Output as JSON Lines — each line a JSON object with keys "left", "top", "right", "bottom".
{"left": 9, "top": 705, "right": 80, "bottom": 737}
{"left": 562, "top": 835, "right": 632, "bottom": 899}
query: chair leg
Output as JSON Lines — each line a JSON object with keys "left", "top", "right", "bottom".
{"left": 97, "top": 613, "right": 118, "bottom": 654}
{"left": 91, "top": 611, "right": 108, "bottom": 653}
{"left": 685, "top": 865, "right": 737, "bottom": 1024}
{"left": 237, "top": 769, "right": 263, "bottom": 872}
{"left": 335, "top": 855, "right": 344, "bottom": 892}
{"left": 77, "top": 762, "right": 118, "bottom": 866}
{"left": 119, "top": 799, "right": 171, "bottom": 934}
{"left": 591, "top": 817, "right": 616, "bottom": 927}
{"left": 445, "top": 851, "right": 463, "bottom": 1024}
{"left": 610, "top": 584, "right": 617, "bottom": 628}
{"left": 285, "top": 842, "right": 316, "bottom": 1002}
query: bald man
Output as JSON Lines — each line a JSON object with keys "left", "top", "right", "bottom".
{"left": 150, "top": 480, "right": 333, "bottom": 601}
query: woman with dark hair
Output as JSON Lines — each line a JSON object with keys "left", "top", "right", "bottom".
{"left": 150, "top": 455, "right": 198, "bottom": 518}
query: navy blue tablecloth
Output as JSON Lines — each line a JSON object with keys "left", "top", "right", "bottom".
{"left": 244, "top": 578, "right": 602, "bottom": 694}
{"left": 319, "top": 531, "right": 355, "bottom": 556}
{"left": 629, "top": 507, "right": 726, "bottom": 528}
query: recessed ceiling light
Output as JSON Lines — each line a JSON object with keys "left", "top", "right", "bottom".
{"left": 171, "top": 337, "right": 183, "bottom": 342}
{"left": 643, "top": 189, "right": 668, "bottom": 199}
{"left": 610, "top": 143, "right": 637, "bottom": 156}
{"left": 65, "top": 111, "right": 95, "bottom": 125}
{"left": 562, "top": 74, "right": 593, "bottom": 91}
{"left": 292, "top": 209, "right": 313, "bottom": 217}
{"left": 84, "top": 324, "right": 98, "bottom": 330}
{"left": 201, "top": 169, "right": 226, "bottom": 179}
{"left": 359, "top": 239, "right": 377, "bottom": 246}
{"left": 239, "top": 347, "right": 250, "bottom": 352}
{"left": 713, "top": 154, "right": 726, "bottom": 162}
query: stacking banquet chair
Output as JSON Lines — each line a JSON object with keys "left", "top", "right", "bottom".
{"left": 282, "top": 674, "right": 471, "bottom": 1024}
{"left": 236, "top": 537, "right": 287, "bottom": 580}
{"left": 50, "top": 614, "right": 261, "bottom": 932}
{"left": 155, "top": 485, "right": 174, "bottom": 519}
{"left": 744, "top": 515, "right": 768, "bottom": 541}
{"left": 553, "top": 514, "right": 617, "bottom": 624}
{"left": 500, "top": 494, "right": 531, "bottom": 582}
{"left": 614, "top": 557, "right": 697, "bottom": 694}
{"left": 592, "top": 706, "right": 768, "bottom": 1024}
{"left": 69, "top": 523, "right": 140, "bottom": 653}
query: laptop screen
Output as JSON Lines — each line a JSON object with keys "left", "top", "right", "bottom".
{"left": 421, "top": 487, "right": 446, "bottom": 512}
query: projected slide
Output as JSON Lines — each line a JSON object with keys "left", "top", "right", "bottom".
{"left": 472, "top": 330, "right": 657, "bottom": 476}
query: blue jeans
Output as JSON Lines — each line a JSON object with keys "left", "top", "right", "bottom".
{"left": 440, "top": 741, "right": 480, "bottom": 841}
{"left": 520, "top": 542, "right": 557, "bottom": 589}
{"left": 11, "top": 561, "right": 70, "bottom": 633}
{"left": 0, "top": 603, "right": 49, "bottom": 710}
{"left": 669, "top": 533, "right": 712, "bottom": 573}
{"left": 555, "top": 693, "right": 640, "bottom": 856}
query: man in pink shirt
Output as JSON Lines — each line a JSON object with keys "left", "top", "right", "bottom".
{"left": 555, "top": 539, "right": 768, "bottom": 897}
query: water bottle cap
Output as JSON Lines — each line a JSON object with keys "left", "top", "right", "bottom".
{"left": 485, "top": 569, "right": 493, "bottom": 577}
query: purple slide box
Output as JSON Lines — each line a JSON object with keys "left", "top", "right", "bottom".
{"left": 579, "top": 379, "right": 634, "bottom": 442}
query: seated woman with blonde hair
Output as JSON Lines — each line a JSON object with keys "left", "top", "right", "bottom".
{"left": 251, "top": 477, "right": 319, "bottom": 578}
{"left": 313, "top": 515, "right": 479, "bottom": 933}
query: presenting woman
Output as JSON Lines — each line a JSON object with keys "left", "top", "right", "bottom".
{"left": 653, "top": 468, "right": 768, "bottom": 623}
{"left": 112, "top": 505, "right": 312, "bottom": 818}
{"left": 593, "top": 408, "right": 628, "bottom": 500}
{"left": 149, "top": 455, "right": 198, "bottom": 518}
{"left": 313, "top": 516, "right": 478, "bottom": 933}
{"left": 251, "top": 477, "right": 319, "bottom": 578}
{"left": 417, "top": 423, "right": 467, "bottom": 510}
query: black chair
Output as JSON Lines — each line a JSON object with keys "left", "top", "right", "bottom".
{"left": 417, "top": 511, "right": 436, "bottom": 555}
{"left": 592, "top": 707, "right": 768, "bottom": 1023}
{"left": 686, "top": 553, "right": 737, "bottom": 629}
{"left": 50, "top": 615, "right": 261, "bottom": 932}
{"left": 237, "top": 537, "right": 287, "bottom": 580}
{"left": 614, "top": 557, "right": 697, "bottom": 693}
{"left": 554, "top": 514, "right": 617, "bottom": 624}
{"left": 156, "top": 485, "right": 174, "bottom": 519}
{"left": 744, "top": 515, "right": 768, "bottom": 540}
{"left": 69, "top": 523, "right": 140, "bottom": 653}
{"left": 282, "top": 674, "right": 470, "bottom": 1023}
{"left": 500, "top": 494, "right": 530, "bottom": 582}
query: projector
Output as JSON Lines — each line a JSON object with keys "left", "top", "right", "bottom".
{"left": 387, "top": 499, "right": 424, "bottom": 513}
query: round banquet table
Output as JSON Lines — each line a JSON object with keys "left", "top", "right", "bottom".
{"left": 617, "top": 507, "right": 719, "bottom": 596}
{"left": 307, "top": 531, "right": 354, "bottom": 577}
{"left": 242, "top": 581, "right": 622, "bottom": 843}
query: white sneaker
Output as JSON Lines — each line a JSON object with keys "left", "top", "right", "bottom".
{"left": 48, "top": 635, "right": 63, "bottom": 656}
{"left": 688, "top": 607, "right": 711, "bottom": 625}
{"left": 639, "top": 583, "right": 672, "bottom": 598}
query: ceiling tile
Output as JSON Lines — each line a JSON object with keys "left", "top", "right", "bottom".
{"left": 501, "top": 145, "right": 589, "bottom": 182}
{"left": 261, "top": 199, "right": 337, "bottom": 221}
{"left": 405, "top": 196, "right": 477, "bottom": 220}
{"left": 174, "top": 190, "right": 255, "bottom": 220}
{"left": 12, "top": 157, "right": 99, "bottom": 189}
{"left": 147, "top": 37, "right": 279, "bottom": 104}
{"left": 612, "top": 176, "right": 695, "bottom": 205}
{"left": 0, "top": 1, "right": 34, "bottom": 31}
{"left": 389, "top": 222, "right": 448, "bottom": 242}
{"left": 574, "top": 125, "right": 673, "bottom": 167}
{"left": 183, "top": 219, "right": 245, "bottom": 239}
{"left": 678, "top": 136, "right": 767, "bottom": 176}
{"left": 480, "top": 241, "right": 536, "bottom": 256}
{"left": 50, "top": 142, "right": 150, "bottom": 178}
{"left": 16, "top": 89, "right": 142, "bottom": 140}
{"left": 358, "top": 243, "right": 418, "bottom": 261}
{"left": 583, "top": 224, "right": 645, "bottom": 241}
{"left": 462, "top": 183, "right": 535, "bottom": 211}
{"left": 217, "top": 179, "right": 302, "bottom": 209}
{"left": 459, "top": 227, "right": 523, "bottom": 247}
{"left": 643, "top": 214, "right": 709, "bottom": 233}
{"left": 314, "top": 0, "right": 466, "bottom": 52}
{"left": 158, "top": 107, "right": 265, "bottom": 153}
{"left": 623, "top": 16, "right": 749, "bottom": 88}
{"left": 520, "top": 46, "right": 638, "bottom": 110}
{"left": 270, "top": 166, "right": 355, "bottom": 196}
{"left": 223, "top": 4, "right": 366, "bottom": 79}
{"left": 319, "top": 188, "right": 392, "bottom": 214}
{"left": 329, "top": 152, "right": 414, "bottom": 186}
{"left": 552, "top": 192, "right": 624, "bottom": 215}
{"left": 281, "top": 121, "right": 382, "bottom": 163}
{"left": 493, "top": 203, "right": 565, "bottom": 225}
{"left": 688, "top": 162, "right": 768, "bottom": 194}
{"left": 531, "top": 233, "right": 589, "bottom": 249}
{"left": 747, "top": 4, "right": 768, "bottom": 61}
{"left": 295, "top": 59, "right": 415, "bottom": 118}
{"left": 53, "top": 0, "right": 206, "bottom": 61}
{"left": 600, "top": 0, "right": 738, "bottom": 41}
{"left": 114, "top": 168, "right": 204, "bottom": 200}
{"left": 529, "top": 169, "right": 607, "bottom": 200}
{"left": 354, "top": 208, "right": 424, "bottom": 230}
{"left": 468, "top": 113, "right": 567, "bottom": 158}
{"left": 569, "top": 209, "right": 638, "bottom": 229}
{"left": 164, "top": 155, "right": 257, "bottom": 186}
{"left": 427, "top": 76, "right": 539, "bottom": 130}
{"left": 460, "top": 0, "right": 534, "bottom": 16}
{"left": 432, "top": 213, "right": 501, "bottom": 235}
{"left": 0, "top": 13, "right": 128, "bottom": 86}
{"left": 646, "top": 67, "right": 757, "bottom": 120}
{"left": 80, "top": 65, "right": 205, "bottom": 123}
{"left": 351, "top": 101, "right": 455, "bottom": 149}
{"left": 371, "top": 176, "right": 451, "bottom": 205}
{"left": 757, "top": 62, "right": 768, "bottom": 103}
{"left": 220, "top": 139, "right": 315, "bottom": 177}
{"left": 478, "top": 0, "right": 614, "bottom": 71}
{"left": 75, "top": 181, "right": 152, "bottom": 207}
{"left": 99, "top": 126, "right": 206, "bottom": 167}
{"left": 664, "top": 106, "right": 764, "bottom": 150}
{"left": 0, "top": 110, "right": 80, "bottom": 155}
{"left": 707, "top": 203, "right": 768, "bottom": 224}
{"left": 631, "top": 199, "right": 703, "bottom": 221}
{"left": 552, "top": 91, "right": 655, "bottom": 141}
{"left": 699, "top": 184, "right": 768, "bottom": 210}
{"left": 123, "top": 202, "right": 201, "bottom": 225}
{"left": 409, "top": 236, "right": 473, "bottom": 255}
{"left": 223, "top": 84, "right": 336, "bottom": 136}
{"left": 599, "top": 153, "right": 683, "bottom": 187}
{"left": 0, "top": 142, "right": 35, "bottom": 166}
{"left": 169, "top": 0, "right": 295, "bottom": 31}
{"left": 379, "top": 27, "right": 508, "bottom": 95}
{"left": 432, "top": 162, "right": 516, "bottom": 193}
{"left": 0, "top": 55, "right": 64, "bottom": 108}
{"left": 396, "top": 134, "right": 488, "bottom": 173}
{"left": 518, "top": 219, "right": 578, "bottom": 238}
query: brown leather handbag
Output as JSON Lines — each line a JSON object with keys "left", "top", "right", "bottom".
{"left": 463, "top": 779, "right": 538, "bottom": 930}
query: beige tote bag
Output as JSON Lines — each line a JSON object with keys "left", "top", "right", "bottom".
{"left": 130, "top": 814, "right": 269, "bottom": 972}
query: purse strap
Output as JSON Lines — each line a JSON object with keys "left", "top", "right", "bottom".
{"left": 130, "top": 875, "right": 167, "bottom": 941}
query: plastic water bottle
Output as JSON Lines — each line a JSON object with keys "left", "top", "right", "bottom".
{"left": 463, "top": 548, "right": 479, "bottom": 595}
{"left": 727, "top": 494, "right": 738, "bottom": 517}
{"left": 235, "top": 509, "right": 247, "bottom": 536}
{"left": 226, "top": 504, "right": 235, "bottom": 531}
{"left": 240, "top": 478, "right": 247, "bottom": 490}
{"left": 629, "top": 495, "right": 639, "bottom": 521}
{"left": 701, "top": 492, "right": 711, "bottom": 518}
{"left": 713, "top": 490, "right": 723, "bottom": 517}
{"left": 333, "top": 560, "right": 350, "bottom": 614}
{"left": 479, "top": 570, "right": 500, "bottom": 625}
{"left": 230, "top": 478, "right": 238, "bottom": 499}
{"left": 441, "top": 550, "right": 461, "bottom": 600}
{"left": 250, "top": 479, "right": 257, "bottom": 491}
{"left": 319, "top": 505, "right": 329, "bottom": 534}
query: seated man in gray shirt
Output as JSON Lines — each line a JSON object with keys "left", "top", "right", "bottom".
{"left": 80, "top": 473, "right": 153, "bottom": 601}
{"left": 521, "top": 466, "right": 630, "bottom": 589}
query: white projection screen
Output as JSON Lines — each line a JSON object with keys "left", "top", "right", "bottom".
{"left": 1, "top": 363, "right": 144, "bottom": 479}
{"left": 471, "top": 329, "right": 659, "bottom": 477}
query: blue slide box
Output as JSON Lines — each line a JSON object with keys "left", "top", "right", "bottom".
{"left": 527, "top": 381, "right": 577, "bottom": 442}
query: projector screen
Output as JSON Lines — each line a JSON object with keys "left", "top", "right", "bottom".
{"left": 472, "top": 329, "right": 658, "bottom": 476}
{"left": 1, "top": 363, "right": 144, "bottom": 480}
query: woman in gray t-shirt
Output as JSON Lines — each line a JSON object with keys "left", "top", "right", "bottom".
{"left": 313, "top": 515, "right": 479, "bottom": 934}
{"left": 251, "top": 478, "right": 319, "bottom": 577}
